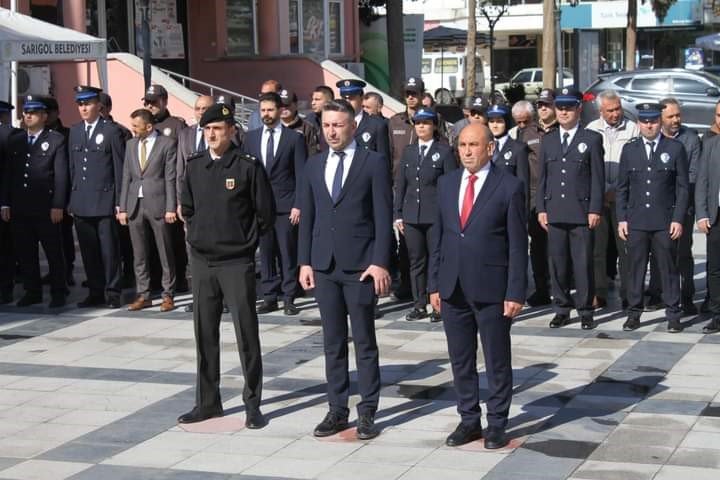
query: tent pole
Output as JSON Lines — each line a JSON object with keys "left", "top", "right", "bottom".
{"left": 10, "top": 0, "right": 18, "bottom": 126}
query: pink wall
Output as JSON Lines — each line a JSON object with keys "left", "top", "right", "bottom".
{"left": 51, "top": 59, "right": 195, "bottom": 130}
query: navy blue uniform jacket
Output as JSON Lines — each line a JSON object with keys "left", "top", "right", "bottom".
{"left": 429, "top": 165, "right": 528, "bottom": 304}
{"left": 355, "top": 112, "right": 391, "bottom": 171}
{"left": 242, "top": 126, "right": 307, "bottom": 213}
{"left": 298, "top": 148, "right": 393, "bottom": 271}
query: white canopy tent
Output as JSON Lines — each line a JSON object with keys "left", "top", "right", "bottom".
{"left": 0, "top": 7, "right": 108, "bottom": 106}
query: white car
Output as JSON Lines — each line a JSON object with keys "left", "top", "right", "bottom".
{"left": 495, "top": 68, "right": 574, "bottom": 100}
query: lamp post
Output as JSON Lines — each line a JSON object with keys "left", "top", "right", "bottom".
{"left": 479, "top": 1, "right": 508, "bottom": 95}
{"left": 554, "top": 0, "right": 579, "bottom": 88}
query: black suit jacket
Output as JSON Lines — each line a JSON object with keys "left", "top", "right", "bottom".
{"left": 67, "top": 118, "right": 126, "bottom": 217}
{"left": 617, "top": 136, "right": 689, "bottom": 231}
{"left": 2, "top": 129, "right": 68, "bottom": 216}
{"left": 536, "top": 126, "right": 605, "bottom": 224}
{"left": 298, "top": 147, "right": 392, "bottom": 271}
{"left": 394, "top": 141, "right": 457, "bottom": 224}
{"left": 242, "top": 125, "right": 307, "bottom": 214}
{"left": 355, "top": 112, "right": 391, "bottom": 170}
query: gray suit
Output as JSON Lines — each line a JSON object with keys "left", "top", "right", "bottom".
{"left": 120, "top": 133, "right": 177, "bottom": 298}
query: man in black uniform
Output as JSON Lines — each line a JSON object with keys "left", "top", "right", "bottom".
{"left": 178, "top": 103, "right": 275, "bottom": 428}
{"left": 1, "top": 97, "right": 68, "bottom": 307}
{"left": 537, "top": 88, "right": 605, "bottom": 330}
{"left": 67, "top": 86, "right": 126, "bottom": 308}
{"left": 143, "top": 84, "right": 189, "bottom": 293}
{"left": 617, "top": 103, "right": 688, "bottom": 332}
{"left": 0, "top": 101, "right": 19, "bottom": 304}
{"left": 279, "top": 88, "right": 320, "bottom": 156}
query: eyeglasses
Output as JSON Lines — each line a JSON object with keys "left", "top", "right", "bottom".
{"left": 143, "top": 100, "right": 159, "bottom": 107}
{"left": 469, "top": 111, "right": 484, "bottom": 117}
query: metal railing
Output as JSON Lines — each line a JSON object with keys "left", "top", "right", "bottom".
{"left": 157, "top": 68, "right": 258, "bottom": 129}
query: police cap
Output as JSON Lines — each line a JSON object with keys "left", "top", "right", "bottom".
{"left": 486, "top": 103, "right": 510, "bottom": 119}
{"left": 536, "top": 88, "right": 556, "bottom": 105}
{"left": 23, "top": 95, "right": 48, "bottom": 112}
{"left": 404, "top": 77, "right": 425, "bottom": 94}
{"left": 412, "top": 107, "right": 437, "bottom": 123}
{"left": 554, "top": 87, "right": 582, "bottom": 107}
{"left": 636, "top": 103, "right": 662, "bottom": 120}
{"left": 279, "top": 89, "right": 298, "bottom": 106}
{"left": 199, "top": 103, "right": 235, "bottom": 127}
{"left": 143, "top": 84, "right": 168, "bottom": 102}
{"left": 336, "top": 79, "right": 366, "bottom": 98}
{"left": 74, "top": 85, "right": 102, "bottom": 103}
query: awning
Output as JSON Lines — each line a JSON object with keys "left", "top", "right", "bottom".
{"left": 695, "top": 32, "right": 720, "bottom": 51}
{"left": 423, "top": 26, "right": 491, "bottom": 47}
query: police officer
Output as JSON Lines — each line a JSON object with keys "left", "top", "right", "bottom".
{"left": 486, "top": 104, "right": 530, "bottom": 203}
{"left": 394, "top": 107, "right": 457, "bottom": 321}
{"left": 616, "top": 103, "right": 688, "bottom": 332}
{"left": 0, "top": 101, "right": 19, "bottom": 304}
{"left": 67, "top": 86, "right": 126, "bottom": 308}
{"left": 279, "top": 88, "right": 320, "bottom": 156}
{"left": 0, "top": 97, "right": 68, "bottom": 308}
{"left": 178, "top": 103, "right": 275, "bottom": 427}
{"left": 536, "top": 88, "right": 605, "bottom": 330}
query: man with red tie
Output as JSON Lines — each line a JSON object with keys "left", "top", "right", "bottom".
{"left": 429, "top": 123, "right": 528, "bottom": 449}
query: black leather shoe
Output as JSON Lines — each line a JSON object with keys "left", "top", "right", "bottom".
{"left": 526, "top": 291, "right": 551, "bottom": 307}
{"left": 16, "top": 294, "right": 42, "bottom": 307}
{"left": 177, "top": 406, "right": 223, "bottom": 424}
{"left": 549, "top": 314, "right": 569, "bottom": 328}
{"left": 257, "top": 301, "right": 279, "bottom": 314}
{"left": 313, "top": 411, "right": 348, "bottom": 437}
{"left": 245, "top": 408, "right": 267, "bottom": 429}
{"left": 682, "top": 300, "right": 698, "bottom": 316}
{"left": 77, "top": 295, "right": 105, "bottom": 308}
{"left": 580, "top": 315, "right": 596, "bottom": 330}
{"left": 356, "top": 414, "right": 379, "bottom": 440}
{"left": 106, "top": 297, "right": 122, "bottom": 309}
{"left": 702, "top": 317, "right": 720, "bottom": 334}
{"left": 667, "top": 318, "right": 684, "bottom": 333}
{"left": 430, "top": 310, "right": 442, "bottom": 323}
{"left": 48, "top": 295, "right": 66, "bottom": 308}
{"left": 701, "top": 298, "right": 711, "bottom": 314}
{"left": 623, "top": 316, "right": 641, "bottom": 331}
{"left": 644, "top": 297, "right": 663, "bottom": 311}
{"left": 405, "top": 308, "right": 429, "bottom": 321}
{"left": 484, "top": 426, "right": 508, "bottom": 449}
{"left": 446, "top": 422, "right": 483, "bottom": 447}
{"left": 184, "top": 304, "right": 193, "bottom": 313}
{"left": 284, "top": 302, "right": 299, "bottom": 316}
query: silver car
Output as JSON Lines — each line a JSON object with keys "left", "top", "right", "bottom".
{"left": 581, "top": 68, "right": 720, "bottom": 133}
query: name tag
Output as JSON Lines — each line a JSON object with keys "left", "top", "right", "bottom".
{"left": 527, "top": 139, "right": 540, "bottom": 145}
{"left": 392, "top": 130, "right": 407, "bottom": 135}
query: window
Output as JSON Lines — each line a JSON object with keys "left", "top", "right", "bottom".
{"left": 328, "top": 1, "right": 343, "bottom": 55}
{"left": 513, "top": 71, "right": 533, "bottom": 83}
{"left": 227, "top": 0, "right": 256, "bottom": 56}
{"left": 535, "top": 70, "right": 543, "bottom": 82}
{"left": 421, "top": 58, "right": 431, "bottom": 75}
{"left": 435, "top": 58, "right": 458, "bottom": 74}
{"left": 613, "top": 77, "right": 632, "bottom": 88}
{"left": 630, "top": 77, "right": 669, "bottom": 92}
{"left": 673, "top": 77, "right": 710, "bottom": 95}
{"left": 289, "top": 0, "right": 343, "bottom": 57}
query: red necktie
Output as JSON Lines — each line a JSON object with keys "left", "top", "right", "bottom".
{"left": 460, "top": 174, "right": 478, "bottom": 230}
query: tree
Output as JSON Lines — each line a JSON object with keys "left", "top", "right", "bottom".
{"left": 626, "top": 0, "right": 678, "bottom": 70}
{"left": 542, "top": 0, "right": 556, "bottom": 89}
{"left": 466, "top": 0, "right": 477, "bottom": 98}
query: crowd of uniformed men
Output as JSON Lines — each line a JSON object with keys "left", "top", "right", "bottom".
{"left": 1, "top": 73, "right": 720, "bottom": 447}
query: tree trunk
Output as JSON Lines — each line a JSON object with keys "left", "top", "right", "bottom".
{"left": 465, "top": 0, "right": 477, "bottom": 98}
{"left": 542, "top": 0, "right": 556, "bottom": 89}
{"left": 626, "top": 0, "right": 637, "bottom": 70}
{"left": 386, "top": 1, "right": 406, "bottom": 100}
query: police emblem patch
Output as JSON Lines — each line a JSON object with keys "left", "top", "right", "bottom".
{"left": 344, "top": 80, "right": 351, "bottom": 87}
{"left": 41, "top": 142, "right": 49, "bottom": 152}
{"left": 225, "top": 178, "right": 235, "bottom": 190}
{"left": 362, "top": 132, "right": 372, "bottom": 142}
{"left": 432, "top": 152, "right": 440, "bottom": 161}
{"left": 660, "top": 152, "right": 670, "bottom": 163}
{"left": 578, "top": 142, "right": 587, "bottom": 153}
{"left": 163, "top": 127, "right": 172, "bottom": 136}
{"left": 562, "top": 88, "right": 569, "bottom": 95}
{"left": 95, "top": 133, "right": 104, "bottom": 144}
{"left": 504, "top": 151, "right": 512, "bottom": 160}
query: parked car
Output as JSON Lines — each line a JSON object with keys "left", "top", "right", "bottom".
{"left": 581, "top": 68, "right": 720, "bottom": 134}
{"left": 495, "top": 68, "right": 573, "bottom": 100}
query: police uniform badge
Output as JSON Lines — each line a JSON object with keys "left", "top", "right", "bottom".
{"left": 562, "top": 88, "right": 569, "bottom": 95}
{"left": 344, "top": 80, "right": 351, "bottom": 87}
{"left": 432, "top": 152, "right": 440, "bottom": 162}
{"left": 41, "top": 142, "right": 49, "bottom": 152}
{"left": 362, "top": 131, "right": 372, "bottom": 143}
{"left": 578, "top": 142, "right": 587, "bottom": 153}
{"left": 222, "top": 106, "right": 230, "bottom": 116}
{"left": 660, "top": 152, "right": 670, "bottom": 163}
{"left": 504, "top": 151, "right": 512, "bottom": 160}
{"left": 225, "top": 178, "right": 235, "bottom": 190}
{"left": 95, "top": 133, "right": 104, "bottom": 144}
{"left": 163, "top": 127, "right": 172, "bottom": 136}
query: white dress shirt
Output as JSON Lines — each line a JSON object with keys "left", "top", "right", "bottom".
{"left": 418, "top": 139, "right": 434, "bottom": 156}
{"left": 643, "top": 134, "right": 660, "bottom": 159}
{"left": 458, "top": 162, "right": 491, "bottom": 215}
{"left": 194, "top": 125, "right": 204, "bottom": 150}
{"left": 84, "top": 118, "right": 100, "bottom": 139}
{"left": 137, "top": 131, "right": 158, "bottom": 198}
{"left": 325, "top": 141, "right": 357, "bottom": 196}
{"left": 355, "top": 111, "right": 364, "bottom": 128}
{"left": 559, "top": 123, "right": 579, "bottom": 148}
{"left": 261, "top": 123, "right": 282, "bottom": 167}
{"left": 494, "top": 134, "right": 508, "bottom": 157}
{"left": 27, "top": 128, "right": 43, "bottom": 145}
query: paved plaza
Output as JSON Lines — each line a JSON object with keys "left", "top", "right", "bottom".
{"left": 0, "top": 233, "right": 719, "bottom": 480}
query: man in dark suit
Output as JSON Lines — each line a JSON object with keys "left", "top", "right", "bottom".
{"left": 617, "top": 103, "right": 688, "bottom": 333}
{"left": 1, "top": 96, "right": 68, "bottom": 308}
{"left": 696, "top": 108, "right": 720, "bottom": 334}
{"left": 67, "top": 86, "right": 126, "bottom": 308}
{"left": 242, "top": 92, "right": 307, "bottom": 315}
{"left": 486, "top": 104, "right": 530, "bottom": 204}
{"left": 298, "top": 100, "right": 392, "bottom": 440}
{"left": 537, "top": 88, "right": 605, "bottom": 330}
{"left": 0, "top": 101, "right": 19, "bottom": 304}
{"left": 118, "top": 109, "right": 178, "bottom": 312}
{"left": 429, "top": 123, "right": 527, "bottom": 449}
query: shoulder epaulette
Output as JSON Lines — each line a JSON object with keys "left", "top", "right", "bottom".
{"left": 186, "top": 151, "right": 205, "bottom": 162}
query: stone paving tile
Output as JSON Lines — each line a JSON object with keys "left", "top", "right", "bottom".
{"left": 0, "top": 459, "right": 92, "bottom": 480}
{"left": 570, "top": 461, "right": 661, "bottom": 480}
{"left": 668, "top": 447, "right": 720, "bottom": 469}
{"left": 588, "top": 443, "right": 675, "bottom": 464}
{"left": 654, "top": 465, "right": 720, "bottom": 480}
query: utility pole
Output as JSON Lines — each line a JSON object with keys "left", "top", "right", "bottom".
{"left": 386, "top": 1, "right": 406, "bottom": 99}
{"left": 466, "top": 0, "right": 477, "bottom": 98}
{"left": 542, "top": 0, "right": 556, "bottom": 89}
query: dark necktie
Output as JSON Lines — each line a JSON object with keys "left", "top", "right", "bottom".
{"left": 265, "top": 128, "right": 275, "bottom": 169}
{"left": 645, "top": 140, "right": 655, "bottom": 163}
{"left": 85, "top": 124, "right": 92, "bottom": 144}
{"left": 331, "top": 151, "right": 346, "bottom": 202}
{"left": 492, "top": 139, "right": 501, "bottom": 163}
{"left": 561, "top": 132, "right": 570, "bottom": 154}
{"left": 196, "top": 128, "right": 206, "bottom": 152}
{"left": 419, "top": 144, "right": 427, "bottom": 165}
{"left": 27, "top": 134, "right": 35, "bottom": 147}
